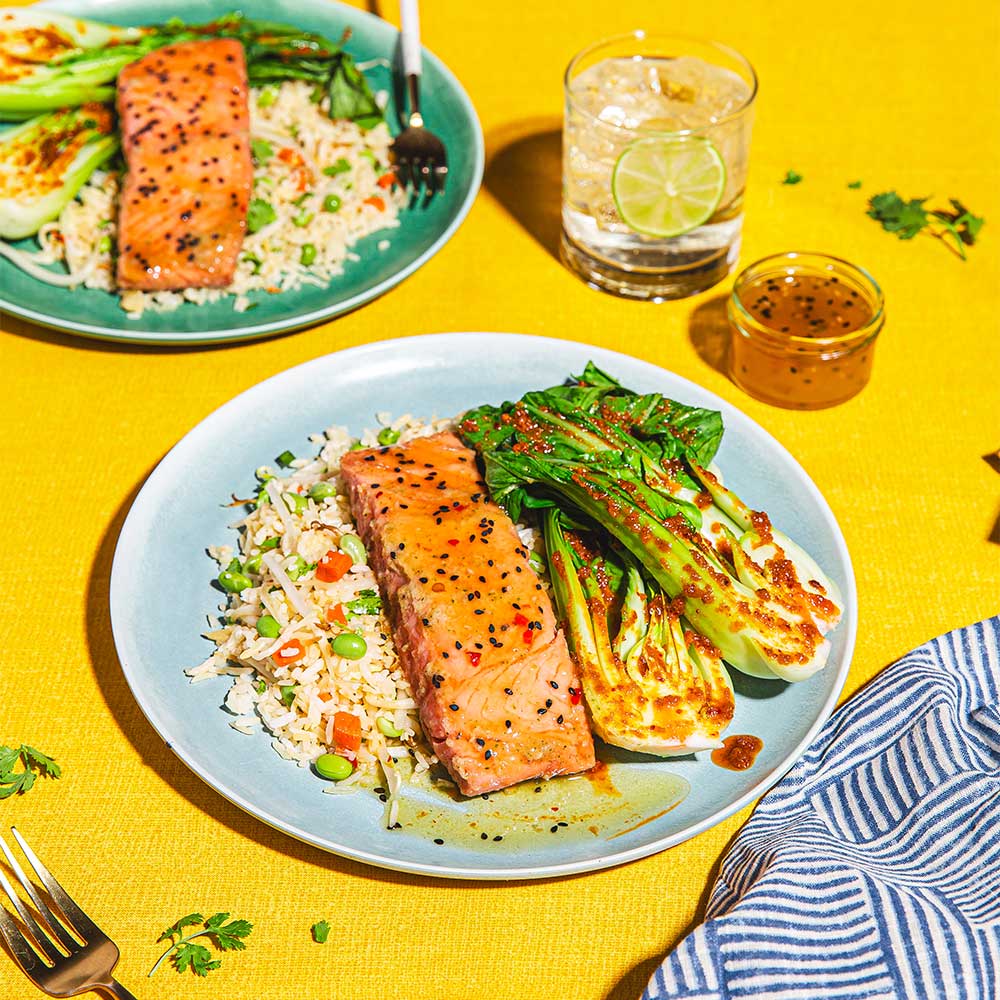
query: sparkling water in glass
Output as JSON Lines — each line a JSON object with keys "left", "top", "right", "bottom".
{"left": 562, "top": 32, "right": 757, "bottom": 300}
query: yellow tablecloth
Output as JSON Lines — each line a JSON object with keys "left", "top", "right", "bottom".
{"left": 3, "top": 1, "right": 999, "bottom": 998}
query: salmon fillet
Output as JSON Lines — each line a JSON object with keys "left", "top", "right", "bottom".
{"left": 116, "top": 39, "right": 252, "bottom": 290}
{"left": 341, "top": 432, "right": 596, "bottom": 796}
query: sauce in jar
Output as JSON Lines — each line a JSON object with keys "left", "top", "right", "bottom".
{"left": 728, "top": 252, "right": 884, "bottom": 409}
{"left": 711, "top": 734, "right": 763, "bottom": 771}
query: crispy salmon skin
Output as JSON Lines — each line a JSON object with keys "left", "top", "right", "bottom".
{"left": 116, "top": 38, "right": 252, "bottom": 290}
{"left": 341, "top": 432, "right": 596, "bottom": 796}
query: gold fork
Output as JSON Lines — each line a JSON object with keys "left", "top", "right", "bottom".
{"left": 0, "top": 827, "right": 137, "bottom": 998}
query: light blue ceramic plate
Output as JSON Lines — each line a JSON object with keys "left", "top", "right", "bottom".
{"left": 0, "top": 0, "right": 483, "bottom": 345}
{"left": 109, "top": 334, "right": 856, "bottom": 879}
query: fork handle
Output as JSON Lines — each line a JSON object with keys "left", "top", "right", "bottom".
{"left": 99, "top": 979, "right": 139, "bottom": 1000}
{"left": 400, "top": 0, "right": 422, "bottom": 80}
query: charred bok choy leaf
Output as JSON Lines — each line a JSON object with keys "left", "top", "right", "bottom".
{"left": 544, "top": 509, "right": 734, "bottom": 755}
{"left": 0, "top": 104, "right": 117, "bottom": 238}
{"left": 460, "top": 364, "right": 843, "bottom": 684}
{"left": 0, "top": 10, "right": 384, "bottom": 129}
{"left": 0, "top": 9, "right": 151, "bottom": 119}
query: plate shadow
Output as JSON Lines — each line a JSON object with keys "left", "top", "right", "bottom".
{"left": 484, "top": 117, "right": 562, "bottom": 260}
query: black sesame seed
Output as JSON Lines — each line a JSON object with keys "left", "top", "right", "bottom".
{"left": 449, "top": 703, "right": 459, "bottom": 711}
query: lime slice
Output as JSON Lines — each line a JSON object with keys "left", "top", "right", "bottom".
{"left": 612, "top": 136, "right": 726, "bottom": 238}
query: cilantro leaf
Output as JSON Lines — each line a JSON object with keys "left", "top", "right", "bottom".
{"left": 21, "top": 746, "right": 61, "bottom": 778}
{"left": 847, "top": 180, "right": 862, "bottom": 189}
{"left": 149, "top": 911, "right": 253, "bottom": 977}
{"left": 159, "top": 913, "right": 205, "bottom": 944}
{"left": 781, "top": 169, "right": 803, "bottom": 185}
{"left": 868, "top": 190, "right": 984, "bottom": 259}
{"left": 312, "top": 919, "right": 331, "bottom": 943}
{"left": 0, "top": 744, "right": 61, "bottom": 798}
{"left": 868, "top": 191, "right": 929, "bottom": 239}
{"left": 174, "top": 942, "right": 221, "bottom": 976}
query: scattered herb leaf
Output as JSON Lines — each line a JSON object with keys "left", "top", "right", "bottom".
{"left": 246, "top": 198, "right": 276, "bottom": 234}
{"left": 0, "top": 745, "right": 61, "bottom": 799}
{"left": 250, "top": 138, "right": 273, "bottom": 164}
{"left": 847, "top": 180, "right": 862, "bottom": 189}
{"left": 312, "top": 920, "right": 331, "bottom": 944}
{"left": 867, "top": 191, "right": 984, "bottom": 260}
{"left": 781, "top": 170, "right": 803, "bottom": 185}
{"left": 150, "top": 912, "right": 253, "bottom": 977}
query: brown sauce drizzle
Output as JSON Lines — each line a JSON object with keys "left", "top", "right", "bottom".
{"left": 711, "top": 734, "right": 763, "bottom": 771}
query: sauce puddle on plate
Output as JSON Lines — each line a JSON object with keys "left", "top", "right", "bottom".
{"left": 392, "top": 758, "right": 689, "bottom": 850}
{"left": 711, "top": 734, "right": 763, "bottom": 771}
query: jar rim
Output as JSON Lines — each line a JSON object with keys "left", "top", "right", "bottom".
{"left": 563, "top": 31, "right": 758, "bottom": 136}
{"left": 729, "top": 251, "right": 884, "bottom": 350}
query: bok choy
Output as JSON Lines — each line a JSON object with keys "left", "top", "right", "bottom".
{"left": 460, "top": 364, "right": 843, "bottom": 684}
{"left": 0, "top": 104, "right": 117, "bottom": 238}
{"left": 544, "top": 509, "right": 734, "bottom": 755}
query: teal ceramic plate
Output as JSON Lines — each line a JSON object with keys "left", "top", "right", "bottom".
{"left": 109, "top": 334, "right": 857, "bottom": 879}
{"left": 0, "top": 0, "right": 483, "bottom": 345}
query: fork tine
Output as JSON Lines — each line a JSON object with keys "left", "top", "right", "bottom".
{"left": 0, "top": 835, "right": 78, "bottom": 952}
{"left": 10, "top": 828, "right": 100, "bottom": 942}
{"left": 0, "top": 898, "right": 41, "bottom": 974}
{"left": 395, "top": 158, "right": 413, "bottom": 191}
{"left": 0, "top": 867, "right": 60, "bottom": 963}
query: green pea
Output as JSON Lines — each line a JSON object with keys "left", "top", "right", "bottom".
{"left": 322, "top": 194, "right": 342, "bottom": 213}
{"left": 322, "top": 158, "right": 351, "bottom": 177}
{"left": 300, "top": 243, "right": 317, "bottom": 266}
{"left": 308, "top": 481, "right": 337, "bottom": 501}
{"left": 315, "top": 753, "right": 354, "bottom": 781}
{"left": 256, "top": 614, "right": 280, "bottom": 638}
{"left": 348, "top": 440, "right": 365, "bottom": 451}
{"left": 219, "top": 569, "right": 252, "bottom": 593}
{"left": 377, "top": 716, "right": 402, "bottom": 738}
{"left": 279, "top": 684, "right": 297, "bottom": 707}
{"left": 339, "top": 533, "right": 366, "bottom": 565}
{"left": 377, "top": 427, "right": 400, "bottom": 446}
{"left": 330, "top": 632, "right": 367, "bottom": 660}
{"left": 286, "top": 555, "right": 311, "bottom": 580}
{"left": 97, "top": 235, "right": 112, "bottom": 253}
{"left": 243, "top": 553, "right": 263, "bottom": 575}
{"left": 283, "top": 492, "right": 308, "bottom": 515}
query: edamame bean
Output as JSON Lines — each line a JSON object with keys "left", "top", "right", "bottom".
{"left": 286, "top": 555, "right": 311, "bottom": 580}
{"left": 315, "top": 753, "right": 353, "bottom": 780}
{"left": 219, "top": 559, "right": 251, "bottom": 593}
{"left": 283, "top": 492, "right": 308, "bottom": 515}
{"left": 377, "top": 716, "right": 402, "bottom": 738}
{"left": 256, "top": 614, "right": 280, "bottom": 638}
{"left": 243, "top": 553, "right": 263, "bottom": 575}
{"left": 330, "top": 632, "right": 367, "bottom": 660}
{"left": 339, "top": 533, "right": 366, "bottom": 565}
{"left": 377, "top": 427, "right": 400, "bottom": 446}
{"left": 259, "top": 536, "right": 281, "bottom": 550}
{"left": 308, "top": 481, "right": 337, "bottom": 501}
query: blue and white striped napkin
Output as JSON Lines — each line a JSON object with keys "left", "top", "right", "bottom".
{"left": 644, "top": 616, "right": 1000, "bottom": 1000}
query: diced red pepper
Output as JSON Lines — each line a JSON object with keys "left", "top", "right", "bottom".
{"left": 316, "top": 550, "right": 353, "bottom": 583}
{"left": 447, "top": 538, "right": 460, "bottom": 546}
{"left": 273, "top": 639, "right": 305, "bottom": 667}
{"left": 522, "top": 629, "right": 534, "bottom": 644}
{"left": 513, "top": 612, "right": 528, "bottom": 626}
{"left": 568, "top": 687, "right": 582, "bottom": 706}
{"left": 332, "top": 711, "right": 362, "bottom": 753}
{"left": 467, "top": 651, "right": 482, "bottom": 666}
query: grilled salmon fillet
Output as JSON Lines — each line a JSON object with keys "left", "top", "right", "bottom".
{"left": 116, "top": 38, "right": 252, "bottom": 290}
{"left": 341, "top": 432, "right": 596, "bottom": 796}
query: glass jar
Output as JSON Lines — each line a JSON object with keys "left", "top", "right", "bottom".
{"left": 728, "top": 252, "right": 884, "bottom": 409}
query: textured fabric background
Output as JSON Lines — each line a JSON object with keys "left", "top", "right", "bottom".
{"left": 1, "top": 1, "right": 998, "bottom": 999}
